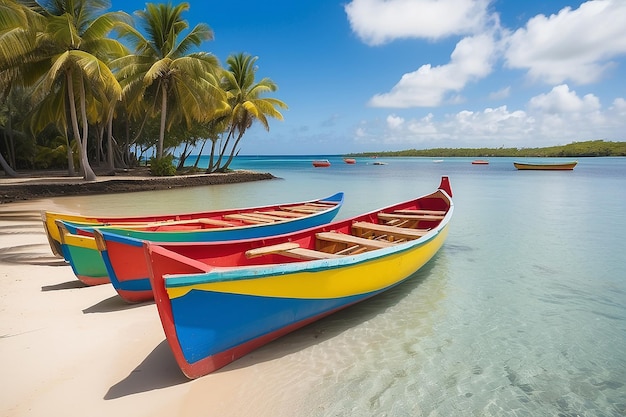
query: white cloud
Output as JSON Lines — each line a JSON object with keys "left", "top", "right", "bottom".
{"left": 344, "top": 0, "right": 492, "bottom": 45}
{"left": 386, "top": 114, "right": 405, "bottom": 129}
{"left": 354, "top": 87, "right": 625, "bottom": 148}
{"left": 529, "top": 84, "right": 600, "bottom": 114}
{"left": 368, "top": 34, "right": 496, "bottom": 107}
{"left": 504, "top": 0, "right": 626, "bottom": 84}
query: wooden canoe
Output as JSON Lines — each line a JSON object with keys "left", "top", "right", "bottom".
{"left": 513, "top": 161, "right": 577, "bottom": 170}
{"left": 115, "top": 177, "right": 453, "bottom": 378}
{"left": 54, "top": 193, "right": 344, "bottom": 287}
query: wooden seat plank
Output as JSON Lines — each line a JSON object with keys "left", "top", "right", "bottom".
{"left": 224, "top": 213, "right": 276, "bottom": 223}
{"left": 260, "top": 210, "right": 306, "bottom": 218}
{"left": 378, "top": 212, "right": 445, "bottom": 222}
{"left": 196, "top": 218, "right": 237, "bottom": 227}
{"left": 316, "top": 232, "right": 393, "bottom": 249}
{"left": 246, "top": 242, "right": 341, "bottom": 260}
{"left": 283, "top": 248, "right": 342, "bottom": 260}
{"left": 246, "top": 242, "right": 300, "bottom": 258}
{"left": 394, "top": 209, "right": 447, "bottom": 216}
{"left": 352, "top": 221, "right": 429, "bottom": 239}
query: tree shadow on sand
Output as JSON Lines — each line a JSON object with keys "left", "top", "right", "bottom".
{"left": 104, "top": 261, "right": 439, "bottom": 397}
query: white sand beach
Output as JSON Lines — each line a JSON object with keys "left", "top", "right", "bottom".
{"left": 0, "top": 199, "right": 324, "bottom": 417}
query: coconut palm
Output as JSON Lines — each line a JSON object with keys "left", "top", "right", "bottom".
{"left": 113, "top": 2, "right": 227, "bottom": 161}
{"left": 0, "top": 0, "right": 45, "bottom": 176}
{"left": 210, "top": 53, "right": 287, "bottom": 173}
{"left": 19, "top": 0, "right": 130, "bottom": 181}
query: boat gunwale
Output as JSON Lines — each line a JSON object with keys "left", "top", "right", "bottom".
{"left": 160, "top": 189, "right": 453, "bottom": 288}
{"left": 59, "top": 192, "right": 344, "bottom": 236}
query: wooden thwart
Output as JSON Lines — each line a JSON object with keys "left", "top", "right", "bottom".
{"left": 394, "top": 209, "right": 446, "bottom": 216}
{"left": 378, "top": 212, "right": 445, "bottom": 222}
{"left": 245, "top": 242, "right": 341, "bottom": 260}
{"left": 99, "top": 217, "right": 237, "bottom": 228}
{"left": 352, "top": 221, "right": 429, "bottom": 240}
{"left": 316, "top": 232, "right": 393, "bottom": 249}
{"left": 224, "top": 213, "right": 277, "bottom": 224}
{"left": 281, "top": 203, "right": 335, "bottom": 214}
{"left": 260, "top": 210, "right": 306, "bottom": 218}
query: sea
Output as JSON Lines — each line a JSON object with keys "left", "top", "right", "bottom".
{"left": 52, "top": 155, "right": 626, "bottom": 416}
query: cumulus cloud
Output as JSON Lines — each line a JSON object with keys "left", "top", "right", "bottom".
{"left": 528, "top": 84, "right": 600, "bottom": 114}
{"left": 345, "top": 0, "right": 492, "bottom": 45}
{"left": 369, "top": 34, "right": 497, "bottom": 107}
{"left": 354, "top": 86, "right": 625, "bottom": 148}
{"left": 504, "top": 0, "right": 626, "bottom": 84}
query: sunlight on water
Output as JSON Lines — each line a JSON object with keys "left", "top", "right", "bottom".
{"left": 49, "top": 156, "right": 626, "bottom": 416}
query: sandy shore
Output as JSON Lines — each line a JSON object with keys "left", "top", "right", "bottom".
{"left": 0, "top": 176, "right": 327, "bottom": 417}
{"left": 0, "top": 169, "right": 276, "bottom": 203}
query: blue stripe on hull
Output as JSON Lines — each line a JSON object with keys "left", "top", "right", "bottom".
{"left": 171, "top": 289, "right": 378, "bottom": 364}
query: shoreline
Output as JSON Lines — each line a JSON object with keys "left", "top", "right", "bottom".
{"left": 0, "top": 168, "right": 277, "bottom": 204}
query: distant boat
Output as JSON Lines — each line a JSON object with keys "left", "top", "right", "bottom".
{"left": 343, "top": 158, "right": 356, "bottom": 164}
{"left": 432, "top": 159, "right": 444, "bottom": 163}
{"left": 372, "top": 161, "right": 387, "bottom": 165}
{"left": 472, "top": 160, "right": 489, "bottom": 165}
{"left": 513, "top": 161, "right": 577, "bottom": 170}
{"left": 312, "top": 159, "right": 331, "bottom": 167}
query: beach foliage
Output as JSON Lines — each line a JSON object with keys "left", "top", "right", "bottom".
{"left": 0, "top": 0, "right": 287, "bottom": 178}
{"left": 350, "top": 140, "right": 626, "bottom": 158}
{"left": 207, "top": 53, "right": 287, "bottom": 173}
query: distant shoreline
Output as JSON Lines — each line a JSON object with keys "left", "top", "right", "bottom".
{"left": 345, "top": 140, "right": 626, "bottom": 158}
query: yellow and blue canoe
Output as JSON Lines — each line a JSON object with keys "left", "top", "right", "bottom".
{"left": 139, "top": 177, "right": 453, "bottom": 379}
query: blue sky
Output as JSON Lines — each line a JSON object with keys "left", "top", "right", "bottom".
{"left": 110, "top": 0, "right": 626, "bottom": 155}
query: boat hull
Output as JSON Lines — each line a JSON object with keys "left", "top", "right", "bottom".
{"left": 513, "top": 161, "right": 577, "bottom": 170}
{"left": 312, "top": 160, "right": 331, "bottom": 167}
{"left": 60, "top": 193, "right": 344, "bottom": 292}
{"left": 141, "top": 177, "right": 453, "bottom": 378}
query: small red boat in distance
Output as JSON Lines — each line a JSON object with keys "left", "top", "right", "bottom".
{"left": 472, "top": 160, "right": 489, "bottom": 165}
{"left": 313, "top": 159, "right": 331, "bottom": 167}
{"left": 343, "top": 158, "right": 356, "bottom": 164}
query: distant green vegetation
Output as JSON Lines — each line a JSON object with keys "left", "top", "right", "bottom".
{"left": 349, "top": 140, "right": 626, "bottom": 158}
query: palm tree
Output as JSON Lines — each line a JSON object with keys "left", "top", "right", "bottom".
{"left": 0, "top": 0, "right": 45, "bottom": 176}
{"left": 113, "top": 2, "right": 227, "bottom": 161}
{"left": 210, "top": 53, "right": 287, "bottom": 173}
{"left": 34, "top": 0, "right": 130, "bottom": 180}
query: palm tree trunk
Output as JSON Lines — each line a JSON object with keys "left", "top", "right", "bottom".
{"left": 67, "top": 70, "right": 96, "bottom": 181}
{"left": 158, "top": 80, "right": 168, "bottom": 159}
{"left": 193, "top": 139, "right": 207, "bottom": 168}
{"left": 78, "top": 75, "right": 97, "bottom": 181}
{"left": 106, "top": 105, "right": 115, "bottom": 172}
{"left": 0, "top": 151, "right": 18, "bottom": 177}
{"left": 61, "top": 125, "right": 76, "bottom": 176}
{"left": 220, "top": 130, "right": 245, "bottom": 171}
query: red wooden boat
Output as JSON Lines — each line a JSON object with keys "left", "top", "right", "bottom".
{"left": 312, "top": 160, "right": 331, "bottom": 167}
{"left": 472, "top": 160, "right": 489, "bottom": 165}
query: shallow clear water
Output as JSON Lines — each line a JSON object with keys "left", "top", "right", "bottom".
{"left": 52, "top": 156, "right": 626, "bottom": 416}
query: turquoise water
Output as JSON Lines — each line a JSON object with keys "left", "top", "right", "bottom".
{"left": 54, "top": 156, "right": 626, "bottom": 416}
